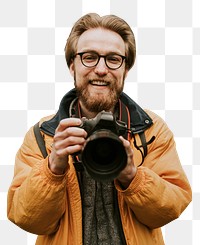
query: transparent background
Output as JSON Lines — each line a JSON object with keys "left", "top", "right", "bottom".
{"left": 0, "top": 0, "right": 199, "bottom": 244}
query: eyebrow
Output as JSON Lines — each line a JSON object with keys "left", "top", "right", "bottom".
{"left": 78, "top": 50, "right": 125, "bottom": 56}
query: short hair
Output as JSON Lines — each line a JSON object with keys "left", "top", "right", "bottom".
{"left": 64, "top": 13, "right": 136, "bottom": 70}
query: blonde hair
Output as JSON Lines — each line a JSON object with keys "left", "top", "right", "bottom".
{"left": 65, "top": 13, "right": 136, "bottom": 70}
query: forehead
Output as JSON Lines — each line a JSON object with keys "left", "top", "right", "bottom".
{"left": 76, "top": 28, "right": 126, "bottom": 54}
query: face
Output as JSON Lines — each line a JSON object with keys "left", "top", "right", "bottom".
{"left": 70, "top": 28, "right": 128, "bottom": 114}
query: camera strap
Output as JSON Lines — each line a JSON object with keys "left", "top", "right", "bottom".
{"left": 33, "top": 122, "right": 48, "bottom": 158}
{"left": 118, "top": 99, "right": 131, "bottom": 141}
{"left": 119, "top": 100, "right": 155, "bottom": 166}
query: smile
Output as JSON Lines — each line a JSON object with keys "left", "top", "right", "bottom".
{"left": 90, "top": 80, "right": 109, "bottom": 86}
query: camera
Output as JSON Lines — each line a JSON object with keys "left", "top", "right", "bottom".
{"left": 78, "top": 110, "right": 128, "bottom": 181}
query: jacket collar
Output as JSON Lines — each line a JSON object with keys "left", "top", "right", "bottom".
{"left": 40, "top": 88, "right": 153, "bottom": 136}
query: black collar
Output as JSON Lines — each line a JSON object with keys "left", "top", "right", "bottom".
{"left": 40, "top": 88, "right": 153, "bottom": 136}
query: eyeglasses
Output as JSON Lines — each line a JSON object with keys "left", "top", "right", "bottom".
{"left": 74, "top": 52, "right": 126, "bottom": 70}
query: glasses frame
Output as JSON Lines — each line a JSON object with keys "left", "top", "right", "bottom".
{"left": 74, "top": 52, "right": 126, "bottom": 70}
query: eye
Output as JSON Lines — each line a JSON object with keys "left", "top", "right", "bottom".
{"left": 106, "top": 55, "right": 121, "bottom": 64}
{"left": 82, "top": 53, "right": 98, "bottom": 62}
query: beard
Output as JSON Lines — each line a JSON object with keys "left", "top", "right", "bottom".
{"left": 74, "top": 75, "right": 125, "bottom": 114}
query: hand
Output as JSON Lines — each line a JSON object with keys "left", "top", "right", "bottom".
{"left": 117, "top": 136, "right": 137, "bottom": 189}
{"left": 49, "top": 118, "right": 87, "bottom": 175}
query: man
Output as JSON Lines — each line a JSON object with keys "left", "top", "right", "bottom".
{"left": 7, "top": 13, "right": 192, "bottom": 245}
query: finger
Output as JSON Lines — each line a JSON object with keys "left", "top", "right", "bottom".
{"left": 54, "top": 135, "right": 86, "bottom": 150}
{"left": 55, "top": 144, "right": 84, "bottom": 157}
{"left": 119, "top": 136, "right": 133, "bottom": 158}
{"left": 54, "top": 126, "right": 87, "bottom": 141}
{"left": 56, "top": 118, "right": 82, "bottom": 133}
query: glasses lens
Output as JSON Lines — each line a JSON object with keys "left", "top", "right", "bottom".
{"left": 81, "top": 52, "right": 98, "bottom": 67}
{"left": 106, "top": 54, "right": 123, "bottom": 69}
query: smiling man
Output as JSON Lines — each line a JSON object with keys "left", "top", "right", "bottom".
{"left": 7, "top": 13, "right": 192, "bottom": 245}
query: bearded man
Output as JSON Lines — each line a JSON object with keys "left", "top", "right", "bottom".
{"left": 7, "top": 13, "right": 192, "bottom": 245}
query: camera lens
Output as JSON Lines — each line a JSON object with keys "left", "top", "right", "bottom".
{"left": 81, "top": 130, "right": 127, "bottom": 181}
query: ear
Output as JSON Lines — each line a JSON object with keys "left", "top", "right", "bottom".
{"left": 69, "top": 60, "right": 75, "bottom": 77}
{"left": 124, "top": 68, "right": 129, "bottom": 79}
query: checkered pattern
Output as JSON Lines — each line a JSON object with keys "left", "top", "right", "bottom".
{"left": 0, "top": 0, "right": 199, "bottom": 244}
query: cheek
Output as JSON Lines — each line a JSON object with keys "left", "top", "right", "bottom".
{"left": 116, "top": 72, "right": 126, "bottom": 86}
{"left": 114, "top": 67, "right": 127, "bottom": 81}
{"left": 73, "top": 64, "right": 90, "bottom": 81}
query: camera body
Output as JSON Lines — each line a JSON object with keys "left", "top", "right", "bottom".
{"left": 79, "top": 111, "right": 128, "bottom": 181}
{"left": 79, "top": 110, "right": 127, "bottom": 137}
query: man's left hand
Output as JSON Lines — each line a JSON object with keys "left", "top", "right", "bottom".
{"left": 117, "top": 136, "right": 137, "bottom": 189}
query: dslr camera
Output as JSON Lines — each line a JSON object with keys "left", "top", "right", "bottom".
{"left": 78, "top": 110, "right": 128, "bottom": 181}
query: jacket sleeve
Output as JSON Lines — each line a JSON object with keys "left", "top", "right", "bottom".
{"left": 115, "top": 111, "right": 192, "bottom": 229}
{"left": 7, "top": 126, "right": 67, "bottom": 235}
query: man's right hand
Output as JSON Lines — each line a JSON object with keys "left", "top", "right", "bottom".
{"left": 49, "top": 118, "right": 87, "bottom": 175}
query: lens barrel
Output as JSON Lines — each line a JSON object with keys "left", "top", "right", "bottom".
{"left": 81, "top": 130, "right": 127, "bottom": 181}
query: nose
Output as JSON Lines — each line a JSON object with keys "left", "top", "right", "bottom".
{"left": 94, "top": 57, "right": 108, "bottom": 75}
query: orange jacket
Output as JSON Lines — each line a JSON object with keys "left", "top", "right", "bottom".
{"left": 7, "top": 91, "right": 192, "bottom": 245}
{"left": 7, "top": 110, "right": 192, "bottom": 245}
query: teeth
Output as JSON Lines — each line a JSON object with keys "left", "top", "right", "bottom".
{"left": 90, "top": 80, "right": 108, "bottom": 86}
